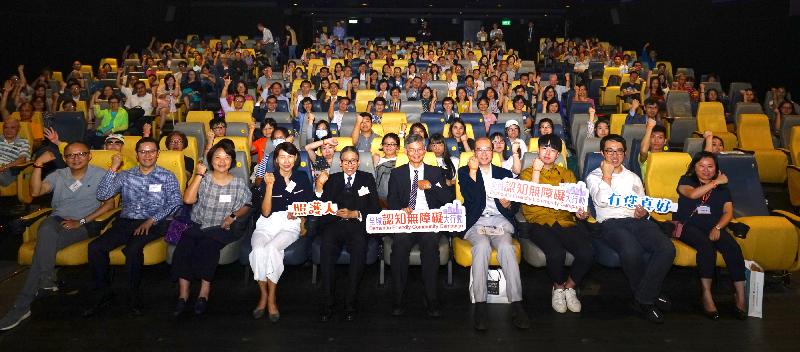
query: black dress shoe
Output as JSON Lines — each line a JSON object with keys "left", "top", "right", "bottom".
{"left": 82, "top": 290, "right": 115, "bottom": 317}
{"left": 638, "top": 303, "right": 664, "bottom": 324}
{"left": 173, "top": 298, "right": 188, "bottom": 317}
{"left": 734, "top": 307, "right": 748, "bottom": 321}
{"left": 425, "top": 299, "right": 442, "bottom": 318}
{"left": 321, "top": 306, "right": 334, "bottom": 322}
{"left": 194, "top": 297, "right": 208, "bottom": 315}
{"left": 511, "top": 302, "right": 531, "bottom": 329}
{"left": 655, "top": 294, "right": 672, "bottom": 312}
{"left": 703, "top": 309, "right": 720, "bottom": 321}
{"left": 391, "top": 304, "right": 406, "bottom": 317}
{"left": 474, "top": 302, "right": 488, "bottom": 331}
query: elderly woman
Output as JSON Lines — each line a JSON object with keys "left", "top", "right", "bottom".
{"left": 675, "top": 151, "right": 745, "bottom": 321}
{"left": 249, "top": 142, "right": 313, "bottom": 322}
{"left": 172, "top": 140, "right": 251, "bottom": 316}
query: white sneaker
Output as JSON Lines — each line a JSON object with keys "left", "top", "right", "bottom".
{"left": 564, "top": 288, "right": 582, "bottom": 313}
{"left": 0, "top": 309, "right": 31, "bottom": 331}
{"left": 551, "top": 288, "right": 567, "bottom": 313}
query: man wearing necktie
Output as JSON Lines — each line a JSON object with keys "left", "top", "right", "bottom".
{"left": 316, "top": 146, "right": 381, "bottom": 322}
{"left": 386, "top": 135, "right": 454, "bottom": 317}
{"left": 526, "top": 21, "right": 536, "bottom": 60}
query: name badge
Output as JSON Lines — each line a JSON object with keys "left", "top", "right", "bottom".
{"left": 219, "top": 194, "right": 232, "bottom": 203}
{"left": 697, "top": 205, "right": 711, "bottom": 215}
{"left": 68, "top": 180, "right": 82, "bottom": 192}
{"left": 358, "top": 186, "right": 370, "bottom": 197}
{"left": 285, "top": 180, "right": 296, "bottom": 193}
{"left": 149, "top": 184, "right": 162, "bottom": 192}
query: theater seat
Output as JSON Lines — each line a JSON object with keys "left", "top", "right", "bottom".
{"left": 452, "top": 237, "right": 520, "bottom": 267}
{"left": 736, "top": 113, "right": 787, "bottom": 183}
{"left": 695, "top": 102, "right": 737, "bottom": 149}
{"left": 643, "top": 152, "right": 691, "bottom": 219}
{"left": 380, "top": 236, "right": 451, "bottom": 285}
{"left": 17, "top": 208, "right": 117, "bottom": 265}
{"left": 455, "top": 152, "right": 501, "bottom": 202}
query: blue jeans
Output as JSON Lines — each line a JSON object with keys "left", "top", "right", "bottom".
{"left": 600, "top": 218, "right": 675, "bottom": 305}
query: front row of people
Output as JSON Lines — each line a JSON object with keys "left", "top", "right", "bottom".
{"left": 0, "top": 133, "right": 748, "bottom": 331}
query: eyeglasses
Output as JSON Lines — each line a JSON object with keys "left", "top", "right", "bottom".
{"left": 603, "top": 149, "right": 625, "bottom": 155}
{"left": 382, "top": 143, "right": 398, "bottom": 147}
{"left": 341, "top": 159, "right": 358, "bottom": 165}
{"left": 475, "top": 148, "right": 493, "bottom": 153}
{"left": 105, "top": 140, "right": 123, "bottom": 145}
{"left": 137, "top": 149, "right": 158, "bottom": 156}
{"left": 64, "top": 152, "right": 89, "bottom": 159}
{"left": 212, "top": 125, "right": 226, "bottom": 130}
{"left": 168, "top": 139, "right": 183, "bottom": 145}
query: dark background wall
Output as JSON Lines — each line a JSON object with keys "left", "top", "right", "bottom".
{"left": 1, "top": 0, "right": 797, "bottom": 96}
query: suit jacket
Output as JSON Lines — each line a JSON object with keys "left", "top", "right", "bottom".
{"left": 387, "top": 164, "right": 454, "bottom": 211}
{"left": 319, "top": 170, "right": 381, "bottom": 230}
{"left": 457, "top": 165, "right": 519, "bottom": 232}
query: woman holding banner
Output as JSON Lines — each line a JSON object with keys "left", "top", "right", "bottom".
{"left": 519, "top": 134, "right": 594, "bottom": 314}
{"left": 675, "top": 151, "right": 745, "bottom": 321}
{"left": 249, "top": 142, "right": 313, "bottom": 322}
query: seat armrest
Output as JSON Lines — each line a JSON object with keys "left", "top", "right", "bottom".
{"left": 777, "top": 148, "right": 791, "bottom": 157}
{"left": 94, "top": 207, "right": 121, "bottom": 229}
{"left": 772, "top": 210, "right": 800, "bottom": 227}
{"left": 20, "top": 208, "right": 53, "bottom": 223}
{"left": 788, "top": 165, "right": 800, "bottom": 172}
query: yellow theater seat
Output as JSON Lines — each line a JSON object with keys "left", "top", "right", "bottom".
{"left": 610, "top": 113, "right": 627, "bottom": 135}
{"left": 121, "top": 135, "right": 143, "bottom": 162}
{"left": 186, "top": 110, "right": 214, "bottom": 126}
{"left": 334, "top": 137, "right": 354, "bottom": 152}
{"left": 109, "top": 238, "right": 168, "bottom": 266}
{"left": 242, "top": 100, "right": 255, "bottom": 113}
{"left": 643, "top": 152, "right": 691, "bottom": 222}
{"left": 225, "top": 111, "right": 253, "bottom": 123}
{"left": 443, "top": 123, "right": 475, "bottom": 139}
{"left": 602, "top": 66, "right": 621, "bottom": 87}
{"left": 156, "top": 150, "right": 188, "bottom": 192}
{"left": 600, "top": 86, "right": 620, "bottom": 107}
{"left": 160, "top": 136, "right": 199, "bottom": 165}
{"left": 453, "top": 237, "right": 521, "bottom": 267}
{"left": 736, "top": 114, "right": 788, "bottom": 183}
{"left": 393, "top": 153, "right": 410, "bottom": 167}
{"left": 696, "top": 102, "right": 737, "bottom": 149}
{"left": 223, "top": 136, "right": 251, "bottom": 167}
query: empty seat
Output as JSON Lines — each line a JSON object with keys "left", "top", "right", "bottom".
{"left": 733, "top": 102, "right": 764, "bottom": 127}
{"left": 265, "top": 112, "right": 292, "bottom": 124}
{"left": 780, "top": 115, "right": 800, "bottom": 148}
{"left": 736, "top": 113, "right": 787, "bottom": 183}
{"left": 620, "top": 124, "right": 645, "bottom": 155}
{"left": 666, "top": 90, "right": 692, "bottom": 117}
{"left": 696, "top": 102, "right": 737, "bottom": 149}
{"left": 53, "top": 112, "right": 87, "bottom": 143}
{"left": 668, "top": 117, "right": 697, "bottom": 148}
{"left": 683, "top": 137, "right": 704, "bottom": 156}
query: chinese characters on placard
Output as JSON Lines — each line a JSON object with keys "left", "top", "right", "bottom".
{"left": 485, "top": 178, "right": 589, "bottom": 213}
{"left": 291, "top": 201, "right": 338, "bottom": 216}
{"left": 606, "top": 193, "right": 678, "bottom": 213}
{"left": 366, "top": 201, "right": 468, "bottom": 234}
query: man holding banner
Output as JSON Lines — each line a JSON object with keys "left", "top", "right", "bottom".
{"left": 520, "top": 135, "right": 594, "bottom": 315}
{"left": 315, "top": 146, "right": 381, "bottom": 322}
{"left": 386, "top": 135, "right": 454, "bottom": 318}
{"left": 458, "top": 137, "right": 530, "bottom": 331}
{"left": 586, "top": 134, "right": 676, "bottom": 324}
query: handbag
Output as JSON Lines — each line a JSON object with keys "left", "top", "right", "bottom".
{"left": 469, "top": 268, "right": 510, "bottom": 304}
{"left": 165, "top": 204, "right": 193, "bottom": 245}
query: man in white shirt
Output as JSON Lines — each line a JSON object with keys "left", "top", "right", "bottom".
{"left": 547, "top": 74, "right": 570, "bottom": 102}
{"left": 257, "top": 22, "right": 274, "bottom": 66}
{"left": 585, "top": 134, "right": 675, "bottom": 324}
{"left": 120, "top": 81, "right": 154, "bottom": 116}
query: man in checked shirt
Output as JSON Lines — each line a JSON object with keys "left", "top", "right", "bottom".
{"left": 83, "top": 137, "right": 182, "bottom": 317}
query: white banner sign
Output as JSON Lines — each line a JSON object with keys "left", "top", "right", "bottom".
{"left": 366, "top": 201, "right": 467, "bottom": 234}
{"left": 291, "top": 201, "right": 338, "bottom": 216}
{"left": 485, "top": 178, "right": 589, "bottom": 212}
{"left": 606, "top": 193, "right": 678, "bottom": 213}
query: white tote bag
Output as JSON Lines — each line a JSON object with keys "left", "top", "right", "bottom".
{"left": 469, "top": 268, "right": 510, "bottom": 304}
{"left": 744, "top": 260, "right": 764, "bottom": 318}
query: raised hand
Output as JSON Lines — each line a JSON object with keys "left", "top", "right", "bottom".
{"left": 34, "top": 150, "right": 56, "bottom": 166}
{"left": 532, "top": 157, "right": 544, "bottom": 171}
{"left": 195, "top": 162, "right": 208, "bottom": 175}
{"left": 43, "top": 127, "right": 60, "bottom": 145}
{"left": 263, "top": 172, "right": 276, "bottom": 186}
{"left": 600, "top": 160, "right": 615, "bottom": 177}
{"left": 110, "top": 153, "right": 123, "bottom": 171}
{"left": 715, "top": 172, "right": 728, "bottom": 185}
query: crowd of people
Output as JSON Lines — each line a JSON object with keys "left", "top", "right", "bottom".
{"left": 1, "top": 22, "right": 791, "bottom": 332}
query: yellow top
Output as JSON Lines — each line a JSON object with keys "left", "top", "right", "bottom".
{"left": 520, "top": 164, "right": 577, "bottom": 227}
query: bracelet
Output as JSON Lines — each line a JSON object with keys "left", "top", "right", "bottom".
{"left": 197, "top": 173, "right": 206, "bottom": 177}
{"left": 33, "top": 164, "right": 43, "bottom": 168}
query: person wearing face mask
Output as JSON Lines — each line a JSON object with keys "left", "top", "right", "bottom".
{"left": 307, "top": 119, "right": 331, "bottom": 143}
{"left": 315, "top": 146, "right": 381, "bottom": 322}
{"left": 520, "top": 135, "right": 594, "bottom": 314}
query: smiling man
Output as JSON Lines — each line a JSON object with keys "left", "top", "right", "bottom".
{"left": 84, "top": 137, "right": 181, "bottom": 317}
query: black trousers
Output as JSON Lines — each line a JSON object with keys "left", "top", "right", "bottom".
{"left": 528, "top": 222, "right": 594, "bottom": 285}
{"left": 678, "top": 224, "right": 746, "bottom": 282}
{"left": 320, "top": 220, "right": 367, "bottom": 309}
{"left": 390, "top": 232, "right": 440, "bottom": 305}
{"left": 171, "top": 223, "right": 239, "bottom": 282}
{"left": 88, "top": 218, "right": 166, "bottom": 290}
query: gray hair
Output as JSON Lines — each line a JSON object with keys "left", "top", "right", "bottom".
{"left": 405, "top": 134, "right": 426, "bottom": 148}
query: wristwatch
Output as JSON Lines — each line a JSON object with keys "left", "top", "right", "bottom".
{"left": 229, "top": 213, "right": 237, "bottom": 220}
{"left": 714, "top": 225, "right": 722, "bottom": 230}
{"left": 79, "top": 218, "right": 86, "bottom": 226}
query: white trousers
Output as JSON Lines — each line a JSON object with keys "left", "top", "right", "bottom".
{"left": 249, "top": 211, "right": 301, "bottom": 283}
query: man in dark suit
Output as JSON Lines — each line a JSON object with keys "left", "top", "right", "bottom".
{"left": 387, "top": 134, "right": 454, "bottom": 317}
{"left": 458, "top": 137, "right": 529, "bottom": 331}
{"left": 316, "top": 146, "right": 381, "bottom": 322}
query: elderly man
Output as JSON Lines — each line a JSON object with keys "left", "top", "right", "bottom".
{"left": 458, "top": 137, "right": 529, "bottom": 331}
{"left": 0, "top": 119, "right": 30, "bottom": 186}
{"left": 0, "top": 142, "right": 114, "bottom": 330}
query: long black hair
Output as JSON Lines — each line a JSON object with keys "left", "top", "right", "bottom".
{"left": 428, "top": 133, "right": 456, "bottom": 179}
{"left": 684, "top": 151, "right": 719, "bottom": 182}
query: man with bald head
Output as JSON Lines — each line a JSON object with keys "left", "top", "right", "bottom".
{"left": 0, "top": 119, "right": 30, "bottom": 186}
{"left": 458, "top": 137, "right": 529, "bottom": 331}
